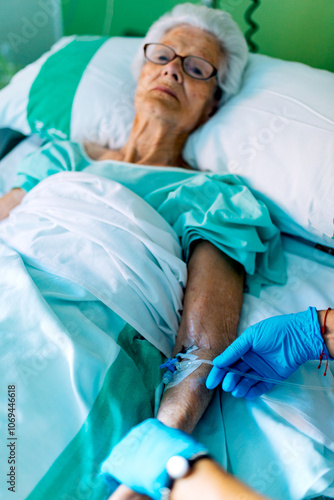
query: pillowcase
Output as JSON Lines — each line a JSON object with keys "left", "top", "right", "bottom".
{"left": 0, "top": 35, "right": 333, "bottom": 247}
{"left": 184, "top": 54, "right": 334, "bottom": 248}
{"left": 0, "top": 35, "right": 140, "bottom": 148}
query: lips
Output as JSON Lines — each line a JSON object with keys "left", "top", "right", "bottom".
{"left": 152, "top": 86, "right": 178, "bottom": 100}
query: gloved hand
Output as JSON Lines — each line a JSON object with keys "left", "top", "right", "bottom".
{"left": 100, "top": 418, "right": 208, "bottom": 500}
{"left": 206, "top": 307, "right": 327, "bottom": 400}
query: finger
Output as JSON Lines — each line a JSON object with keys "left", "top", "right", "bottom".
{"left": 226, "top": 359, "right": 253, "bottom": 376}
{"left": 206, "top": 366, "right": 227, "bottom": 390}
{"left": 222, "top": 360, "right": 253, "bottom": 393}
{"left": 243, "top": 350, "right": 281, "bottom": 379}
{"left": 222, "top": 371, "right": 242, "bottom": 392}
{"left": 244, "top": 381, "right": 276, "bottom": 400}
{"left": 206, "top": 359, "right": 254, "bottom": 390}
{"left": 212, "top": 331, "right": 253, "bottom": 368}
{"left": 231, "top": 373, "right": 260, "bottom": 398}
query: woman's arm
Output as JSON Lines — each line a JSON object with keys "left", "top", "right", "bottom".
{"left": 110, "top": 459, "right": 269, "bottom": 500}
{"left": 171, "top": 458, "right": 269, "bottom": 500}
{"left": 0, "top": 188, "right": 26, "bottom": 221}
{"left": 157, "top": 239, "right": 244, "bottom": 433}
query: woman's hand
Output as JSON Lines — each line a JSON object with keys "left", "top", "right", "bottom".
{"left": 206, "top": 307, "right": 330, "bottom": 399}
{"left": 0, "top": 188, "right": 25, "bottom": 221}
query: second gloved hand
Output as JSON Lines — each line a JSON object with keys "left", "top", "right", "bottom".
{"left": 206, "top": 307, "right": 326, "bottom": 400}
{"left": 100, "top": 418, "right": 208, "bottom": 500}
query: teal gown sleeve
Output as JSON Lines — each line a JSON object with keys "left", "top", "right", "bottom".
{"left": 154, "top": 172, "right": 287, "bottom": 296}
{"left": 10, "top": 140, "right": 85, "bottom": 192}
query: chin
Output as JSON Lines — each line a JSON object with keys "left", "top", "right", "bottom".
{"left": 137, "top": 95, "right": 180, "bottom": 118}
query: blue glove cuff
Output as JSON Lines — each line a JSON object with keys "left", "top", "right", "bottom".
{"left": 307, "top": 307, "right": 324, "bottom": 360}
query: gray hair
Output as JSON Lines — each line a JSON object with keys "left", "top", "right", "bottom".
{"left": 132, "top": 3, "right": 249, "bottom": 106}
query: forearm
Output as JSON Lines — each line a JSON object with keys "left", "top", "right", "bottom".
{"left": 157, "top": 240, "right": 244, "bottom": 433}
{"left": 317, "top": 308, "right": 334, "bottom": 357}
{"left": 171, "top": 458, "right": 270, "bottom": 500}
{"left": 0, "top": 188, "right": 26, "bottom": 221}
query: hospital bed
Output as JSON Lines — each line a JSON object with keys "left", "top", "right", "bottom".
{"left": 0, "top": 3, "right": 333, "bottom": 500}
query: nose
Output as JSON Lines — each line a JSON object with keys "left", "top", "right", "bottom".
{"left": 162, "top": 57, "right": 184, "bottom": 83}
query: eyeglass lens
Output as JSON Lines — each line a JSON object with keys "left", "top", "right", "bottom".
{"left": 145, "top": 44, "right": 215, "bottom": 80}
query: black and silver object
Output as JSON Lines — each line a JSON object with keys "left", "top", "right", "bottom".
{"left": 159, "top": 452, "right": 210, "bottom": 500}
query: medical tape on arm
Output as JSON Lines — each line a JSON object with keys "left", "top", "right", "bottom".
{"left": 161, "top": 347, "right": 334, "bottom": 392}
{"left": 161, "top": 347, "right": 202, "bottom": 388}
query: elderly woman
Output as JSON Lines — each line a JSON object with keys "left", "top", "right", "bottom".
{"left": 0, "top": 3, "right": 285, "bottom": 500}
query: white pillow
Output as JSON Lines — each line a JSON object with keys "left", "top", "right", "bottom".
{"left": 184, "top": 54, "right": 334, "bottom": 247}
{"left": 0, "top": 35, "right": 140, "bottom": 148}
{"left": 0, "top": 36, "right": 333, "bottom": 247}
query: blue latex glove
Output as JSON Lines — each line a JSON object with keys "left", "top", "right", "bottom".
{"left": 100, "top": 418, "right": 208, "bottom": 500}
{"left": 206, "top": 307, "right": 327, "bottom": 400}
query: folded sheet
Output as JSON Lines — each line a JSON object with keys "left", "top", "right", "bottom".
{"left": 0, "top": 171, "right": 187, "bottom": 356}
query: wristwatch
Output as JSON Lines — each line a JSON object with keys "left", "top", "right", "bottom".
{"left": 159, "top": 452, "right": 210, "bottom": 500}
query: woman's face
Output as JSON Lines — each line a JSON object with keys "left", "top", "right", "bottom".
{"left": 135, "top": 25, "right": 224, "bottom": 134}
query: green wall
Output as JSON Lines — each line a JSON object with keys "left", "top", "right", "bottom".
{"left": 61, "top": 0, "right": 334, "bottom": 72}
{"left": 220, "top": 0, "right": 334, "bottom": 72}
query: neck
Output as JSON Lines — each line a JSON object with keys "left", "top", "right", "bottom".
{"left": 119, "top": 113, "right": 190, "bottom": 167}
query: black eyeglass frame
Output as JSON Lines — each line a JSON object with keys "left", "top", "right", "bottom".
{"left": 143, "top": 43, "right": 218, "bottom": 81}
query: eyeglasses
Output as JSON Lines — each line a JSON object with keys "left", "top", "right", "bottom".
{"left": 143, "top": 43, "right": 218, "bottom": 81}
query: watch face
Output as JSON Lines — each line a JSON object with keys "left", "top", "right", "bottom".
{"left": 166, "top": 456, "right": 190, "bottom": 479}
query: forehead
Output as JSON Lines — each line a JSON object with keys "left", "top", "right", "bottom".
{"left": 159, "top": 24, "right": 223, "bottom": 64}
